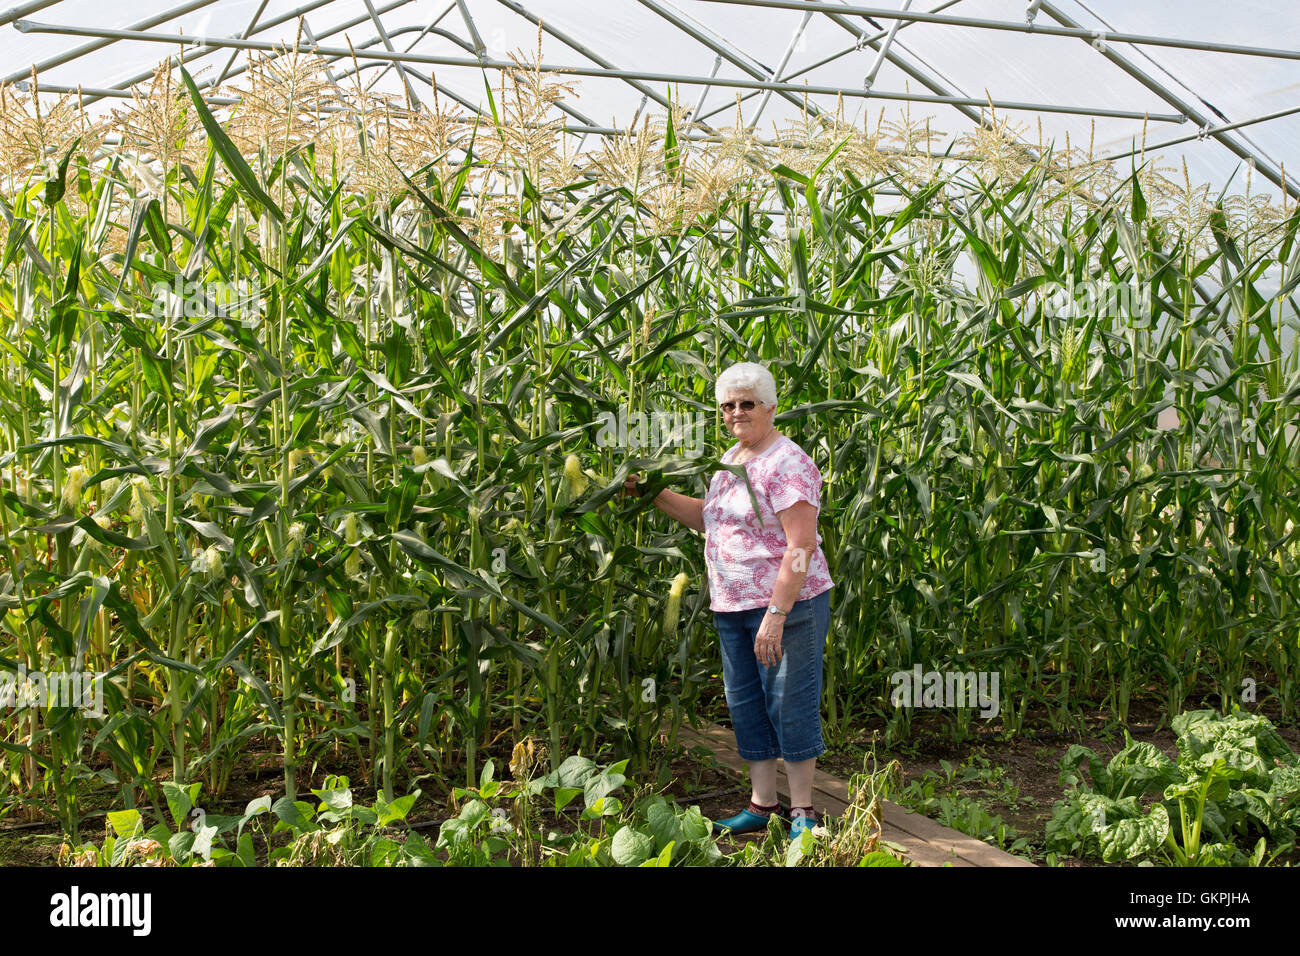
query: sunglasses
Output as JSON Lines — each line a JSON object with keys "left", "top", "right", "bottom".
{"left": 719, "top": 400, "right": 758, "bottom": 414}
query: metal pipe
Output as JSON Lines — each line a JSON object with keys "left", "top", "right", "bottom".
{"left": 752, "top": 10, "right": 813, "bottom": 128}
{"left": 458, "top": 0, "right": 597, "bottom": 152}
{"left": 1103, "top": 103, "right": 1300, "bottom": 163}
{"left": 3, "top": 0, "right": 224, "bottom": 86}
{"left": 1036, "top": 1, "right": 1298, "bottom": 200}
{"left": 637, "top": 0, "right": 816, "bottom": 120}
{"left": 11, "top": 80, "right": 239, "bottom": 104}
{"left": 697, "top": 0, "right": 1300, "bottom": 61}
{"left": 690, "top": 55, "right": 723, "bottom": 124}
{"left": 299, "top": 18, "right": 345, "bottom": 87}
{"left": 455, "top": 0, "right": 487, "bottom": 56}
{"left": 68, "top": 0, "right": 347, "bottom": 107}
{"left": 492, "top": 0, "right": 682, "bottom": 128}
{"left": 11, "top": 19, "right": 1187, "bottom": 122}
{"left": 0, "top": 0, "right": 56, "bottom": 28}
{"left": 335, "top": 26, "right": 606, "bottom": 134}
{"left": 362, "top": 0, "right": 421, "bottom": 108}
{"left": 212, "top": 0, "right": 270, "bottom": 89}
{"left": 692, "top": 0, "right": 965, "bottom": 126}
{"left": 189, "top": 0, "right": 409, "bottom": 93}
{"left": 864, "top": 0, "right": 912, "bottom": 89}
{"left": 797, "top": 3, "right": 1007, "bottom": 134}
{"left": 361, "top": 3, "right": 455, "bottom": 95}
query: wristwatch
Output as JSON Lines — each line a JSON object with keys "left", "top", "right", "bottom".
{"left": 767, "top": 605, "right": 788, "bottom": 617}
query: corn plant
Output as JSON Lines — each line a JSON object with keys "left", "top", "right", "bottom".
{"left": 1, "top": 45, "right": 1298, "bottom": 842}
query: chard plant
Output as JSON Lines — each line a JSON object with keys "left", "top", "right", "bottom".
{"left": 1047, "top": 708, "right": 1300, "bottom": 865}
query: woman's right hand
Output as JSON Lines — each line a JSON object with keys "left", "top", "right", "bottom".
{"left": 627, "top": 474, "right": 703, "bottom": 530}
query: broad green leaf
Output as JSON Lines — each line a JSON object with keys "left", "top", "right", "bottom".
{"left": 611, "top": 825, "right": 655, "bottom": 866}
{"left": 179, "top": 67, "right": 283, "bottom": 221}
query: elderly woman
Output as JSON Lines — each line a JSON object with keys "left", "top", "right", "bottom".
{"left": 625, "top": 362, "right": 833, "bottom": 837}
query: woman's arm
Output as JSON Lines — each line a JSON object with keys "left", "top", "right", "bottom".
{"left": 767, "top": 500, "right": 818, "bottom": 610}
{"left": 623, "top": 475, "right": 705, "bottom": 532}
{"left": 752, "top": 500, "right": 819, "bottom": 666}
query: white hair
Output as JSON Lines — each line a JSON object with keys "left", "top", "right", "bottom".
{"left": 715, "top": 362, "right": 778, "bottom": 406}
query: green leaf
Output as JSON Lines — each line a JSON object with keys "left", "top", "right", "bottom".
{"left": 43, "top": 136, "right": 81, "bottom": 206}
{"left": 584, "top": 768, "right": 626, "bottom": 808}
{"left": 650, "top": 841, "right": 675, "bottom": 867}
{"left": 385, "top": 476, "right": 421, "bottom": 529}
{"left": 553, "top": 787, "right": 583, "bottom": 811}
{"left": 611, "top": 825, "right": 655, "bottom": 866}
{"left": 1, "top": 217, "right": 31, "bottom": 272}
{"left": 663, "top": 86, "right": 680, "bottom": 178}
{"left": 771, "top": 163, "right": 810, "bottom": 186}
{"left": 168, "top": 830, "right": 195, "bottom": 862}
{"left": 271, "top": 796, "right": 317, "bottom": 832}
{"left": 1132, "top": 175, "right": 1147, "bottom": 223}
{"left": 785, "top": 829, "right": 815, "bottom": 866}
{"left": 1098, "top": 803, "right": 1169, "bottom": 862}
{"left": 858, "top": 851, "right": 907, "bottom": 866}
{"left": 236, "top": 831, "right": 257, "bottom": 867}
{"left": 107, "top": 808, "right": 143, "bottom": 840}
{"left": 178, "top": 66, "right": 283, "bottom": 222}
{"left": 377, "top": 792, "right": 421, "bottom": 826}
{"left": 681, "top": 806, "right": 711, "bottom": 842}
{"left": 162, "top": 780, "right": 201, "bottom": 830}
{"left": 313, "top": 787, "right": 354, "bottom": 813}
{"left": 646, "top": 801, "right": 683, "bottom": 853}
{"left": 237, "top": 795, "right": 272, "bottom": 838}
{"left": 555, "top": 755, "right": 597, "bottom": 788}
{"left": 50, "top": 238, "right": 82, "bottom": 353}
{"left": 458, "top": 799, "right": 490, "bottom": 828}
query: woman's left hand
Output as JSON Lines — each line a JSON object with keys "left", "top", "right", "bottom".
{"left": 754, "top": 613, "right": 784, "bottom": 667}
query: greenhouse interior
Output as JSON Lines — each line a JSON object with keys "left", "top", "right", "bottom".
{"left": 1, "top": 0, "right": 1299, "bottom": 875}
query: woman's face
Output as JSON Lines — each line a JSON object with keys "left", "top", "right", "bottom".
{"left": 720, "top": 388, "right": 775, "bottom": 445}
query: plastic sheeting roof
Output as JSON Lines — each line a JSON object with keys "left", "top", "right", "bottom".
{"left": 2, "top": 0, "right": 1296, "bottom": 201}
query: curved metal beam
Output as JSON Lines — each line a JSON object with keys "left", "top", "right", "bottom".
{"left": 636, "top": 0, "right": 816, "bottom": 119}
{"left": 1035, "top": 0, "right": 1298, "bottom": 201}
{"left": 1103, "top": 103, "right": 1300, "bottom": 163}
{"left": 0, "top": 0, "right": 58, "bottom": 29}
{"left": 492, "top": 0, "right": 683, "bottom": 129}
{"left": 690, "top": 0, "right": 965, "bottom": 126}
{"left": 698, "top": 0, "right": 1300, "bottom": 61}
{"left": 47, "top": 0, "right": 354, "bottom": 107}
{"left": 3, "top": 0, "right": 224, "bottom": 87}
{"left": 12, "top": 19, "right": 1188, "bottom": 122}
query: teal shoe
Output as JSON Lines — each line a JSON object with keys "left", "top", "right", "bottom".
{"left": 789, "top": 808, "right": 818, "bottom": 838}
{"left": 714, "top": 804, "right": 788, "bottom": 835}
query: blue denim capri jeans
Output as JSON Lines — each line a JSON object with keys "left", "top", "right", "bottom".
{"left": 713, "top": 589, "right": 831, "bottom": 763}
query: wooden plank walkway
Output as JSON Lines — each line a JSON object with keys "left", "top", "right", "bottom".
{"left": 679, "top": 722, "right": 1035, "bottom": 867}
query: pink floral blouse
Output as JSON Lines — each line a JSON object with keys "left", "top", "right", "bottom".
{"left": 702, "top": 432, "right": 834, "bottom": 612}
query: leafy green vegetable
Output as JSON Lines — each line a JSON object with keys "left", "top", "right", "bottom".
{"left": 1047, "top": 709, "right": 1300, "bottom": 866}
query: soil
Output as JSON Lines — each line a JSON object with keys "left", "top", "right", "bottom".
{"left": 3, "top": 687, "right": 1298, "bottom": 866}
